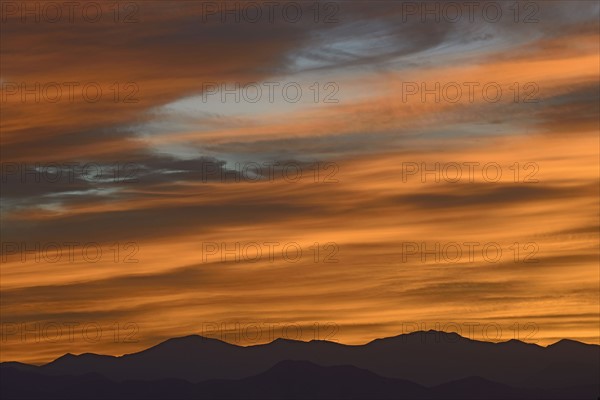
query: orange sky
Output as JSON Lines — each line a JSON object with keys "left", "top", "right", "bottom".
{"left": 1, "top": 1, "right": 599, "bottom": 364}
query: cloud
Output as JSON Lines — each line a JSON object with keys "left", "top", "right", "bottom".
{"left": 1, "top": 0, "right": 599, "bottom": 363}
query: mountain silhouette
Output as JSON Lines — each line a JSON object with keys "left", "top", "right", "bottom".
{"left": 19, "top": 330, "right": 597, "bottom": 387}
{"left": 2, "top": 360, "right": 597, "bottom": 399}
{"left": 1, "top": 330, "right": 598, "bottom": 399}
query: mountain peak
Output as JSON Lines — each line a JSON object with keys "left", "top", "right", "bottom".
{"left": 271, "top": 337, "right": 304, "bottom": 344}
{"left": 497, "top": 338, "right": 539, "bottom": 347}
{"left": 151, "top": 334, "right": 239, "bottom": 349}
{"left": 548, "top": 338, "right": 592, "bottom": 348}
{"left": 368, "top": 329, "right": 470, "bottom": 345}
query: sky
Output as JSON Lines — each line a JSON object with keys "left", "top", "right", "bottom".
{"left": 0, "top": 0, "right": 599, "bottom": 364}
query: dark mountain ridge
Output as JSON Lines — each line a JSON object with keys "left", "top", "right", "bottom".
{"left": 3, "top": 330, "right": 598, "bottom": 389}
{"left": 1, "top": 360, "right": 597, "bottom": 399}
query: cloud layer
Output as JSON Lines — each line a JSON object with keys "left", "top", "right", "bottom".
{"left": 1, "top": 1, "right": 598, "bottom": 363}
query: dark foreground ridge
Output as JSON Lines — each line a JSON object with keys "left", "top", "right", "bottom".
{"left": 1, "top": 330, "right": 598, "bottom": 399}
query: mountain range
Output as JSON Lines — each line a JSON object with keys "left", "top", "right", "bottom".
{"left": 1, "top": 330, "right": 598, "bottom": 399}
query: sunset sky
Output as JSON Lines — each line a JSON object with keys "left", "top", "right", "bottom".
{"left": 1, "top": 1, "right": 599, "bottom": 364}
